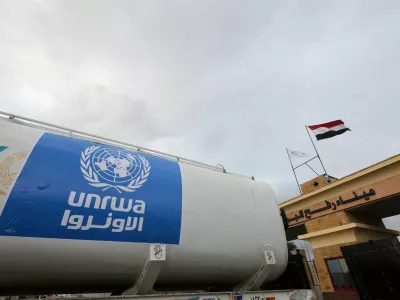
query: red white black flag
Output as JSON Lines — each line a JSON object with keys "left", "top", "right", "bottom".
{"left": 308, "top": 120, "right": 350, "bottom": 141}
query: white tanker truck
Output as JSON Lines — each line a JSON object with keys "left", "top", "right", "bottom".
{"left": 0, "top": 112, "right": 315, "bottom": 300}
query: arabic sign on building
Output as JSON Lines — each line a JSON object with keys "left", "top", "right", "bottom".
{"left": 285, "top": 173, "right": 400, "bottom": 226}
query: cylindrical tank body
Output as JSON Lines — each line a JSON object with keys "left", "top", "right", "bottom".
{"left": 0, "top": 117, "right": 287, "bottom": 295}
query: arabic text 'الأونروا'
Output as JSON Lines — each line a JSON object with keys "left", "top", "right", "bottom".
{"left": 60, "top": 191, "right": 145, "bottom": 232}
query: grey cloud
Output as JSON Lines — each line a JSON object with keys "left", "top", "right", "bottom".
{"left": 45, "top": 84, "right": 171, "bottom": 146}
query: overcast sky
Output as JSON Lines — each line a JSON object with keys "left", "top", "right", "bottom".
{"left": 1, "top": 1, "right": 400, "bottom": 229}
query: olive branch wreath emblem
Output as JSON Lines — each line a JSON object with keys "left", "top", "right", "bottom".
{"left": 80, "top": 146, "right": 151, "bottom": 193}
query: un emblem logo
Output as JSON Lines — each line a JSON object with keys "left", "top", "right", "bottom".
{"left": 80, "top": 146, "right": 151, "bottom": 193}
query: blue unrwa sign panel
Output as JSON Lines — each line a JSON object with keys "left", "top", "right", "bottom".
{"left": 0, "top": 133, "right": 182, "bottom": 244}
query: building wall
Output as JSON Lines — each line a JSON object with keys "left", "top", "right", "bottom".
{"left": 305, "top": 211, "right": 385, "bottom": 233}
{"left": 280, "top": 155, "right": 400, "bottom": 298}
{"left": 300, "top": 210, "right": 398, "bottom": 293}
{"left": 305, "top": 211, "right": 350, "bottom": 232}
{"left": 300, "top": 175, "right": 328, "bottom": 194}
{"left": 281, "top": 156, "right": 400, "bottom": 214}
{"left": 313, "top": 243, "right": 356, "bottom": 292}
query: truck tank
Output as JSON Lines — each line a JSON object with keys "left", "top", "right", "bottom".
{"left": 0, "top": 113, "right": 288, "bottom": 295}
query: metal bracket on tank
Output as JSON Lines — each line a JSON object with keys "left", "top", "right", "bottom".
{"left": 122, "top": 244, "right": 167, "bottom": 295}
{"left": 234, "top": 244, "right": 276, "bottom": 292}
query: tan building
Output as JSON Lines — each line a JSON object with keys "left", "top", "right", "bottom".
{"left": 279, "top": 154, "right": 400, "bottom": 299}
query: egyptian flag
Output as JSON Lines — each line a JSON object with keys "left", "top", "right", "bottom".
{"left": 308, "top": 120, "right": 350, "bottom": 141}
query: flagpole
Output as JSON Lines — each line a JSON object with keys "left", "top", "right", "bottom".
{"left": 305, "top": 126, "right": 328, "bottom": 175}
{"left": 286, "top": 148, "right": 302, "bottom": 195}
